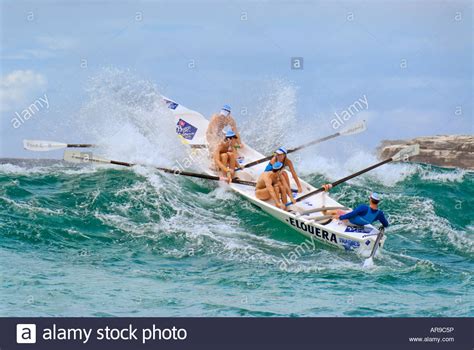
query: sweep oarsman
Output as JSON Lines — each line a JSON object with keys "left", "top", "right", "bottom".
{"left": 324, "top": 189, "right": 389, "bottom": 228}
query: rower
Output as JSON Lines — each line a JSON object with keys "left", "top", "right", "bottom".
{"left": 255, "top": 161, "right": 296, "bottom": 211}
{"left": 325, "top": 190, "right": 389, "bottom": 228}
{"left": 213, "top": 130, "right": 239, "bottom": 183}
{"left": 264, "top": 147, "right": 303, "bottom": 193}
{"left": 206, "top": 104, "right": 242, "bottom": 154}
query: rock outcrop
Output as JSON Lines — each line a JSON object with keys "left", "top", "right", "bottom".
{"left": 377, "top": 135, "right": 474, "bottom": 169}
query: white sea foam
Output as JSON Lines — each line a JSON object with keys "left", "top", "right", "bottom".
{"left": 83, "top": 158, "right": 294, "bottom": 265}
{"left": 0, "top": 195, "right": 64, "bottom": 216}
{"left": 76, "top": 68, "right": 187, "bottom": 168}
{"left": 0, "top": 163, "right": 35, "bottom": 174}
{"left": 419, "top": 167, "right": 467, "bottom": 182}
{"left": 240, "top": 79, "right": 299, "bottom": 154}
{"left": 298, "top": 149, "right": 419, "bottom": 188}
{"left": 0, "top": 162, "right": 102, "bottom": 176}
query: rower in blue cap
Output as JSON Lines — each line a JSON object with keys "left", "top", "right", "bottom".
{"left": 265, "top": 146, "right": 303, "bottom": 193}
{"left": 255, "top": 161, "right": 296, "bottom": 210}
{"left": 213, "top": 130, "right": 239, "bottom": 183}
{"left": 206, "top": 104, "right": 242, "bottom": 154}
{"left": 325, "top": 190, "right": 389, "bottom": 227}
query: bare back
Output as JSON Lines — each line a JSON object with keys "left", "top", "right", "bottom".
{"left": 256, "top": 172, "right": 278, "bottom": 190}
{"left": 206, "top": 114, "right": 239, "bottom": 151}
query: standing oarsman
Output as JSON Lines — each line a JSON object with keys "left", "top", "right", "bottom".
{"left": 264, "top": 147, "right": 303, "bottom": 193}
{"left": 213, "top": 130, "right": 239, "bottom": 183}
{"left": 324, "top": 190, "right": 389, "bottom": 228}
{"left": 255, "top": 162, "right": 296, "bottom": 211}
{"left": 206, "top": 105, "right": 242, "bottom": 154}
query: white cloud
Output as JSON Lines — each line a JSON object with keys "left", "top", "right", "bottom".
{"left": 1, "top": 36, "right": 77, "bottom": 61}
{"left": 37, "top": 36, "right": 77, "bottom": 51}
{"left": 23, "top": 49, "right": 56, "bottom": 59}
{"left": 0, "top": 70, "right": 47, "bottom": 112}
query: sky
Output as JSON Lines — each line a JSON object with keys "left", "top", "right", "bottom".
{"left": 0, "top": 0, "right": 472, "bottom": 158}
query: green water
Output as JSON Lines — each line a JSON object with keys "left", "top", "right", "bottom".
{"left": 0, "top": 160, "right": 472, "bottom": 317}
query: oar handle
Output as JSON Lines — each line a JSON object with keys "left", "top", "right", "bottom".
{"left": 67, "top": 144, "right": 95, "bottom": 148}
{"left": 155, "top": 167, "right": 257, "bottom": 186}
{"left": 242, "top": 154, "right": 274, "bottom": 169}
{"left": 156, "top": 167, "right": 220, "bottom": 181}
{"left": 111, "top": 160, "right": 134, "bottom": 167}
{"left": 233, "top": 179, "right": 257, "bottom": 186}
{"left": 65, "top": 151, "right": 259, "bottom": 187}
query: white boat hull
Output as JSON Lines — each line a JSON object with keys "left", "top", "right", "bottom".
{"left": 232, "top": 184, "right": 384, "bottom": 258}
{"left": 163, "top": 96, "right": 385, "bottom": 257}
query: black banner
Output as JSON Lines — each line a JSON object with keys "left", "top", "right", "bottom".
{"left": 1, "top": 317, "right": 472, "bottom": 350}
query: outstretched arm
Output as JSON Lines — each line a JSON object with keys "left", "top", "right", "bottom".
{"left": 377, "top": 211, "right": 389, "bottom": 228}
{"left": 339, "top": 205, "right": 366, "bottom": 220}
{"left": 229, "top": 116, "right": 239, "bottom": 134}
{"left": 286, "top": 159, "right": 302, "bottom": 192}
{"left": 229, "top": 116, "right": 243, "bottom": 148}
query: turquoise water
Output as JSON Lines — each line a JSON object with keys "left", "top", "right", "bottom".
{"left": 0, "top": 159, "right": 472, "bottom": 317}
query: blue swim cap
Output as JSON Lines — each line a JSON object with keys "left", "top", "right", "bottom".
{"left": 273, "top": 161, "right": 284, "bottom": 170}
{"left": 370, "top": 192, "right": 381, "bottom": 201}
{"left": 222, "top": 104, "right": 231, "bottom": 112}
{"left": 225, "top": 130, "right": 236, "bottom": 138}
{"left": 275, "top": 147, "right": 288, "bottom": 155}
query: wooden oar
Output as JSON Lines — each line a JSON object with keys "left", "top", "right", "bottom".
{"left": 240, "top": 120, "right": 366, "bottom": 169}
{"left": 24, "top": 140, "right": 96, "bottom": 152}
{"left": 294, "top": 144, "right": 420, "bottom": 203}
{"left": 63, "top": 151, "right": 257, "bottom": 186}
{"left": 363, "top": 227, "right": 385, "bottom": 268}
{"left": 24, "top": 139, "right": 208, "bottom": 152}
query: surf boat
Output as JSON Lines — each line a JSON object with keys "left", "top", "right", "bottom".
{"left": 166, "top": 97, "right": 385, "bottom": 257}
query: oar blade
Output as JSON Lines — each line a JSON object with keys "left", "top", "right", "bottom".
{"left": 363, "top": 227, "right": 385, "bottom": 267}
{"left": 392, "top": 144, "right": 420, "bottom": 162}
{"left": 339, "top": 120, "right": 367, "bottom": 136}
{"left": 362, "top": 257, "right": 374, "bottom": 268}
{"left": 63, "top": 150, "right": 89, "bottom": 164}
{"left": 23, "top": 140, "right": 68, "bottom": 152}
{"left": 63, "top": 150, "right": 110, "bottom": 165}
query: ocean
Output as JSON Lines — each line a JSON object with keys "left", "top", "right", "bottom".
{"left": 1, "top": 158, "right": 472, "bottom": 317}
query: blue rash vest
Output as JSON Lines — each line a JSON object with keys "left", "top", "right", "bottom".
{"left": 339, "top": 204, "right": 389, "bottom": 227}
{"left": 264, "top": 157, "right": 288, "bottom": 172}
